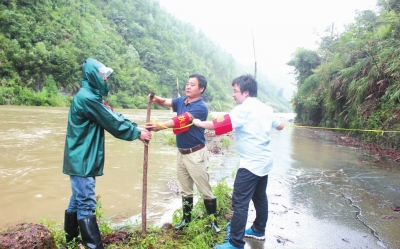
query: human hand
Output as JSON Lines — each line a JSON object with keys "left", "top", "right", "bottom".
{"left": 192, "top": 119, "right": 202, "bottom": 126}
{"left": 147, "top": 92, "right": 155, "bottom": 103}
{"left": 139, "top": 126, "right": 152, "bottom": 132}
{"left": 145, "top": 122, "right": 163, "bottom": 132}
{"left": 139, "top": 129, "right": 152, "bottom": 146}
{"left": 148, "top": 94, "right": 165, "bottom": 106}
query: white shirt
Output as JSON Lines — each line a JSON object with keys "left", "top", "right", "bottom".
{"left": 230, "top": 97, "right": 281, "bottom": 176}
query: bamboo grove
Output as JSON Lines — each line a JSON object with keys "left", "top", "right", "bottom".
{"left": 0, "top": 0, "right": 291, "bottom": 112}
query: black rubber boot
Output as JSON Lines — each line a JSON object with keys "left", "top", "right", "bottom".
{"left": 174, "top": 196, "right": 193, "bottom": 230}
{"left": 64, "top": 210, "right": 79, "bottom": 243}
{"left": 78, "top": 215, "right": 104, "bottom": 249}
{"left": 204, "top": 198, "right": 221, "bottom": 233}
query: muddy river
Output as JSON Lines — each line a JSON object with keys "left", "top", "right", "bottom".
{"left": 0, "top": 106, "right": 399, "bottom": 248}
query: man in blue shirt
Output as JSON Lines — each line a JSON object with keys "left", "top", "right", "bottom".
{"left": 146, "top": 74, "right": 220, "bottom": 232}
{"left": 193, "top": 74, "right": 284, "bottom": 249}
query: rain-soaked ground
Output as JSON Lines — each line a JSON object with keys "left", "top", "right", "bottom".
{"left": 205, "top": 125, "right": 400, "bottom": 249}
{"left": 1, "top": 107, "right": 399, "bottom": 248}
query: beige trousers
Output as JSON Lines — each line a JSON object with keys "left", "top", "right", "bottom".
{"left": 176, "top": 147, "right": 214, "bottom": 199}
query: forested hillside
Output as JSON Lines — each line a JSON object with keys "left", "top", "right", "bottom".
{"left": 288, "top": 0, "right": 400, "bottom": 149}
{"left": 0, "top": 0, "right": 291, "bottom": 112}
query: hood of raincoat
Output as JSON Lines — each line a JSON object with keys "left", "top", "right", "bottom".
{"left": 81, "top": 58, "right": 112, "bottom": 97}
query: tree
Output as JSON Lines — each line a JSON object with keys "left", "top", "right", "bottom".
{"left": 287, "top": 48, "right": 321, "bottom": 86}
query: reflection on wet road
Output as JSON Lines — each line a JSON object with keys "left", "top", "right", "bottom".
{"left": 257, "top": 127, "right": 400, "bottom": 249}
{"left": 1, "top": 107, "right": 399, "bottom": 248}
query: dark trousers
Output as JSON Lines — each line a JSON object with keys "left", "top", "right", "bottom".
{"left": 229, "top": 168, "right": 269, "bottom": 248}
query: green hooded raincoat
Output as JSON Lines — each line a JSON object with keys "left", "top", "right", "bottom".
{"left": 63, "top": 58, "right": 141, "bottom": 177}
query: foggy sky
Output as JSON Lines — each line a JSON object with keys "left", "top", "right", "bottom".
{"left": 158, "top": 0, "right": 377, "bottom": 98}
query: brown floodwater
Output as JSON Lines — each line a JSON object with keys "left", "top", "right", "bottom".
{"left": 1, "top": 106, "right": 399, "bottom": 249}
{"left": 0, "top": 106, "right": 180, "bottom": 228}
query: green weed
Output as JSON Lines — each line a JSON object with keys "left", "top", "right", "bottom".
{"left": 37, "top": 217, "right": 67, "bottom": 246}
{"left": 154, "top": 130, "right": 176, "bottom": 146}
{"left": 95, "top": 196, "right": 113, "bottom": 236}
{"left": 221, "top": 137, "right": 230, "bottom": 147}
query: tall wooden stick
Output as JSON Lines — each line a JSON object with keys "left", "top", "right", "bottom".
{"left": 142, "top": 92, "right": 154, "bottom": 234}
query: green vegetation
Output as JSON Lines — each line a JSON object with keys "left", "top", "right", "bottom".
{"left": 288, "top": 0, "right": 400, "bottom": 150}
{"left": 221, "top": 136, "right": 231, "bottom": 148}
{"left": 0, "top": 0, "right": 291, "bottom": 112}
{"left": 153, "top": 130, "right": 176, "bottom": 146}
{"left": 35, "top": 130, "right": 235, "bottom": 248}
{"left": 39, "top": 180, "right": 233, "bottom": 249}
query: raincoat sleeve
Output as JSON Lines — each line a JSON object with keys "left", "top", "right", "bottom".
{"left": 84, "top": 98, "right": 141, "bottom": 141}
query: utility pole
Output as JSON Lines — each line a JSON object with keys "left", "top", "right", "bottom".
{"left": 176, "top": 78, "right": 181, "bottom": 97}
{"left": 252, "top": 29, "right": 257, "bottom": 79}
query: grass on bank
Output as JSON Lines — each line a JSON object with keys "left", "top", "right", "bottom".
{"left": 38, "top": 180, "right": 233, "bottom": 249}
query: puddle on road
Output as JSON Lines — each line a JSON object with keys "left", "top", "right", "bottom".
{"left": 274, "top": 128, "right": 400, "bottom": 249}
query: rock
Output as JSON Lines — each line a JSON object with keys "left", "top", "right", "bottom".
{"left": 0, "top": 223, "right": 56, "bottom": 249}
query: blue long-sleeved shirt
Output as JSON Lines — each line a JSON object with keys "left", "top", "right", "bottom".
{"left": 230, "top": 97, "right": 281, "bottom": 176}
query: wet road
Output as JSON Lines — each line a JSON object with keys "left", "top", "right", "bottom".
{"left": 208, "top": 125, "right": 400, "bottom": 249}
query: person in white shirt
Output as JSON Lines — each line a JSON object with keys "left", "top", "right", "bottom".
{"left": 193, "top": 74, "right": 284, "bottom": 249}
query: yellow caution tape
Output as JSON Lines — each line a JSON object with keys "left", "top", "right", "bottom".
{"left": 152, "top": 120, "right": 193, "bottom": 130}
{"left": 150, "top": 120, "right": 399, "bottom": 134}
{"left": 285, "top": 124, "right": 400, "bottom": 135}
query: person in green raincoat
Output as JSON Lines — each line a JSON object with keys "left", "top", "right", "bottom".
{"left": 62, "top": 58, "right": 152, "bottom": 249}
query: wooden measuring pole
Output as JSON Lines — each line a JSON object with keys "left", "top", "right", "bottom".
{"left": 142, "top": 92, "right": 154, "bottom": 234}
